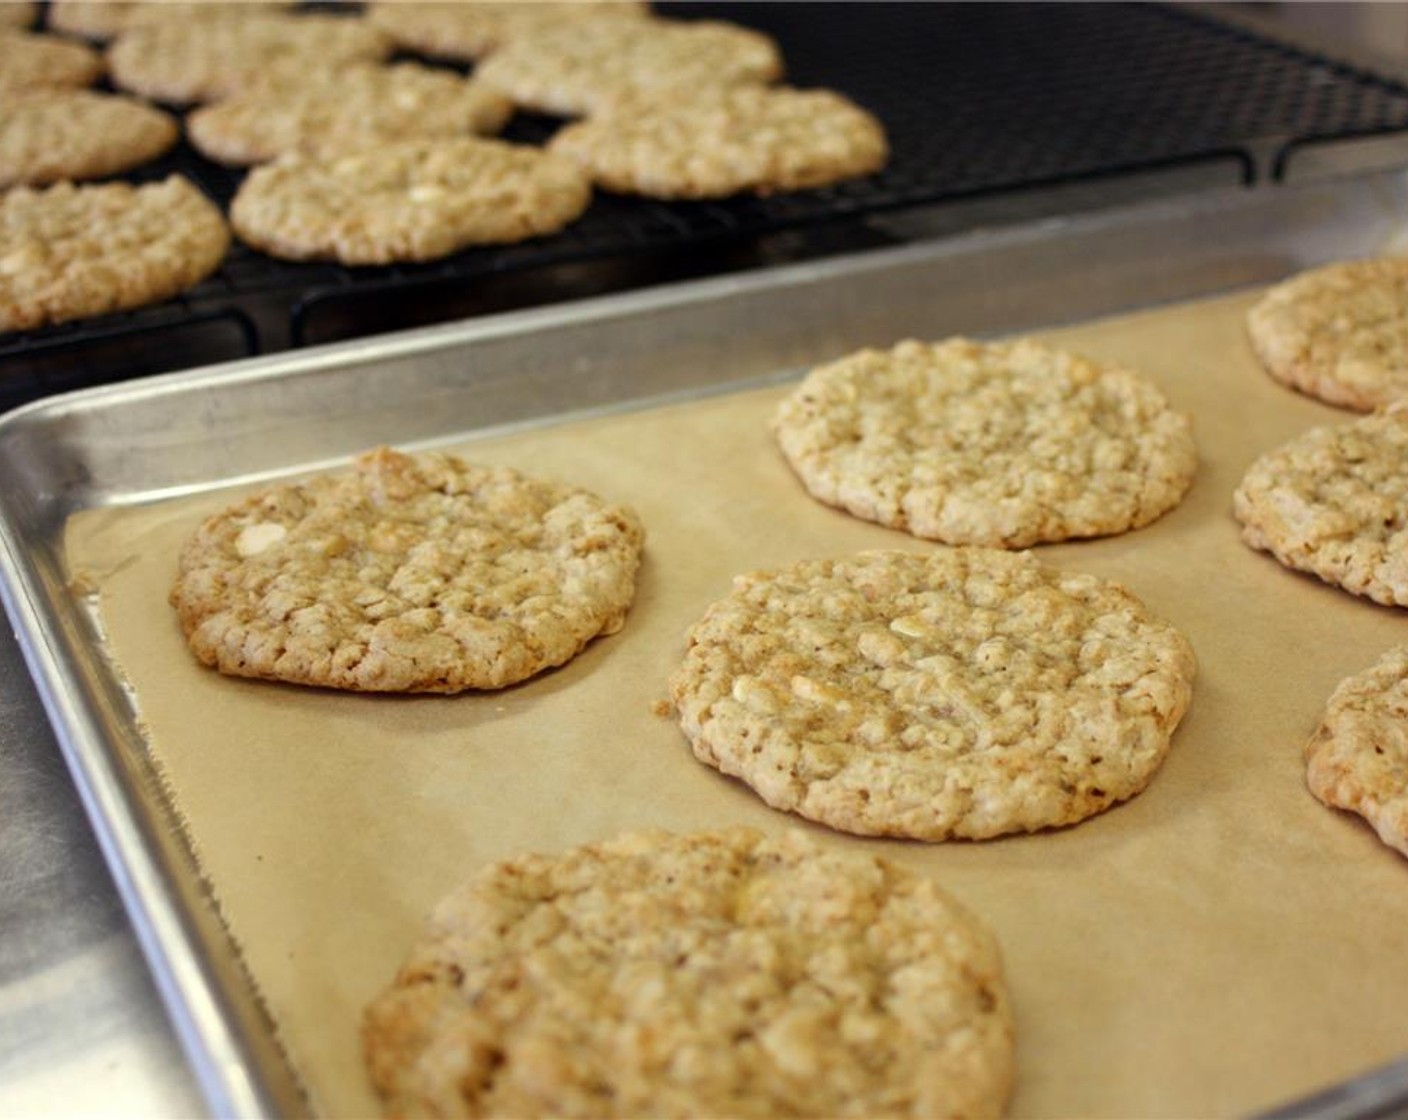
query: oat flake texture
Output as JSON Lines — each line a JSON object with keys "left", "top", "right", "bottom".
{"left": 1305, "top": 644, "right": 1408, "bottom": 859}
{"left": 169, "top": 447, "right": 644, "bottom": 692}
{"left": 363, "top": 827, "right": 1015, "bottom": 1118}
{"left": 771, "top": 337, "right": 1197, "bottom": 548}
{"left": 670, "top": 548, "right": 1196, "bottom": 841}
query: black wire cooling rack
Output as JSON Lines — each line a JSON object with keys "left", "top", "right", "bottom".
{"left": 7, "top": 1, "right": 1408, "bottom": 410}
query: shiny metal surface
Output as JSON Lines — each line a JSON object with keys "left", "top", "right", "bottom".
{"left": 6, "top": 169, "right": 1408, "bottom": 1117}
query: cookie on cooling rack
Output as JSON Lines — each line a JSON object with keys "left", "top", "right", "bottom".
{"left": 0, "top": 175, "right": 229, "bottom": 333}
{"left": 772, "top": 337, "right": 1197, "bottom": 548}
{"left": 365, "top": 0, "right": 649, "bottom": 63}
{"left": 1247, "top": 256, "right": 1408, "bottom": 411}
{"left": 187, "top": 63, "right": 513, "bottom": 166}
{"left": 475, "top": 16, "right": 783, "bottom": 117}
{"left": 669, "top": 548, "right": 1196, "bottom": 841}
{"left": 364, "top": 827, "right": 1015, "bottom": 1117}
{"left": 229, "top": 136, "right": 591, "bottom": 265}
{"left": 550, "top": 85, "right": 888, "bottom": 199}
{"left": 0, "top": 90, "right": 177, "bottom": 188}
{"left": 105, "top": 12, "right": 391, "bottom": 104}
{"left": 0, "top": 28, "right": 102, "bottom": 93}
{"left": 170, "top": 446, "right": 645, "bottom": 693}
{"left": 1233, "top": 404, "right": 1408, "bottom": 608}
{"left": 1305, "top": 644, "right": 1408, "bottom": 859}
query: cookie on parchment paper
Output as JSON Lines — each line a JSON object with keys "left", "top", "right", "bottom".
{"left": 47, "top": 0, "right": 289, "bottom": 41}
{"left": 106, "top": 12, "right": 391, "bottom": 104}
{"left": 366, "top": 0, "right": 649, "bottom": 63}
{"left": 550, "top": 85, "right": 888, "bottom": 199}
{"left": 669, "top": 548, "right": 1196, "bottom": 841}
{"left": 1247, "top": 256, "right": 1408, "bottom": 412}
{"left": 170, "top": 446, "right": 644, "bottom": 693}
{"left": 0, "top": 28, "right": 102, "bottom": 93}
{"left": 187, "top": 63, "right": 513, "bottom": 167}
{"left": 230, "top": 137, "right": 591, "bottom": 265}
{"left": 772, "top": 337, "right": 1197, "bottom": 548}
{"left": 364, "top": 827, "right": 1015, "bottom": 1118}
{"left": 475, "top": 16, "right": 783, "bottom": 117}
{"left": 0, "top": 90, "right": 177, "bottom": 188}
{"left": 1233, "top": 405, "right": 1408, "bottom": 608}
{"left": 1305, "top": 645, "right": 1408, "bottom": 859}
{"left": 0, "top": 176, "right": 228, "bottom": 332}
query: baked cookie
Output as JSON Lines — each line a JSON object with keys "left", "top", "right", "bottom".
{"left": 106, "top": 12, "right": 391, "bottom": 104}
{"left": 366, "top": 0, "right": 648, "bottom": 63}
{"left": 1305, "top": 645, "right": 1408, "bottom": 858}
{"left": 0, "top": 176, "right": 228, "bottom": 332}
{"left": 0, "top": 90, "right": 178, "bottom": 188}
{"left": 169, "top": 446, "right": 644, "bottom": 693}
{"left": 1247, "top": 257, "right": 1408, "bottom": 411}
{"left": 772, "top": 337, "right": 1197, "bottom": 548}
{"left": 475, "top": 16, "right": 783, "bottom": 117}
{"left": 670, "top": 548, "right": 1196, "bottom": 841}
{"left": 550, "top": 85, "right": 888, "bottom": 199}
{"left": 0, "top": 2, "right": 35, "bottom": 29}
{"left": 364, "top": 827, "right": 1015, "bottom": 1117}
{"left": 0, "top": 29, "right": 102, "bottom": 93}
{"left": 47, "top": 0, "right": 289, "bottom": 41}
{"left": 1233, "top": 405, "right": 1408, "bottom": 607}
{"left": 230, "top": 137, "right": 591, "bottom": 265}
{"left": 187, "top": 63, "right": 513, "bottom": 167}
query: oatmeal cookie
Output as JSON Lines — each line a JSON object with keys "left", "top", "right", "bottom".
{"left": 0, "top": 176, "right": 228, "bottom": 332}
{"left": 1305, "top": 644, "right": 1408, "bottom": 859}
{"left": 47, "top": 0, "right": 289, "bottom": 41}
{"left": 0, "top": 28, "right": 102, "bottom": 93}
{"left": 669, "top": 548, "right": 1196, "bottom": 841}
{"left": 1233, "top": 405, "right": 1408, "bottom": 606}
{"left": 0, "top": 89, "right": 178, "bottom": 188}
{"left": 366, "top": 0, "right": 648, "bottom": 63}
{"left": 169, "top": 446, "right": 644, "bottom": 693}
{"left": 550, "top": 85, "right": 888, "bottom": 198}
{"left": 772, "top": 337, "right": 1197, "bottom": 548}
{"left": 187, "top": 63, "right": 513, "bottom": 166}
{"left": 0, "top": 3, "right": 35, "bottom": 29}
{"left": 364, "top": 827, "right": 1015, "bottom": 1117}
{"left": 1247, "top": 256, "right": 1408, "bottom": 411}
{"left": 229, "top": 136, "right": 591, "bottom": 265}
{"left": 475, "top": 15, "right": 783, "bottom": 117}
{"left": 106, "top": 12, "right": 391, "bottom": 104}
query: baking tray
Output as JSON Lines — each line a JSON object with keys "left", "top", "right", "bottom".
{"left": 5, "top": 168, "right": 1408, "bottom": 1118}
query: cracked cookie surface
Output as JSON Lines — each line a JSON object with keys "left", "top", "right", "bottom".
{"left": 670, "top": 548, "right": 1195, "bottom": 841}
{"left": 1305, "top": 644, "right": 1408, "bottom": 859}
{"left": 0, "top": 29, "right": 102, "bottom": 93}
{"left": 1247, "top": 257, "right": 1408, "bottom": 411}
{"left": 1233, "top": 405, "right": 1408, "bottom": 607}
{"left": 366, "top": 0, "right": 648, "bottom": 63}
{"left": 772, "top": 337, "right": 1197, "bottom": 548}
{"left": 364, "top": 827, "right": 1015, "bottom": 1117}
{"left": 0, "top": 90, "right": 177, "bottom": 187}
{"left": 169, "top": 446, "right": 645, "bottom": 692}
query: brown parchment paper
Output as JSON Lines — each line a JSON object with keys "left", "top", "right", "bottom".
{"left": 65, "top": 288, "right": 1408, "bottom": 1119}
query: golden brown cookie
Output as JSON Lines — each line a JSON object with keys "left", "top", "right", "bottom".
{"left": 772, "top": 337, "right": 1198, "bottom": 548}
{"left": 169, "top": 446, "right": 645, "bottom": 693}
{"left": 1305, "top": 644, "right": 1408, "bottom": 859}
{"left": 0, "top": 176, "right": 228, "bottom": 332}
{"left": 364, "top": 827, "right": 1016, "bottom": 1118}
{"left": 669, "top": 548, "right": 1196, "bottom": 841}
{"left": 0, "top": 89, "right": 178, "bottom": 188}
{"left": 475, "top": 15, "right": 783, "bottom": 117}
{"left": 1233, "top": 405, "right": 1408, "bottom": 607}
{"left": 0, "top": 28, "right": 102, "bottom": 93}
{"left": 1247, "top": 257, "right": 1408, "bottom": 411}
{"left": 0, "top": 2, "right": 35, "bottom": 30}
{"left": 365, "top": 0, "right": 649, "bottom": 62}
{"left": 186, "top": 63, "right": 513, "bottom": 166}
{"left": 47, "top": 0, "right": 289, "bottom": 41}
{"left": 229, "top": 137, "right": 592, "bottom": 265}
{"left": 550, "top": 85, "right": 888, "bottom": 199}
{"left": 105, "top": 12, "right": 391, "bottom": 104}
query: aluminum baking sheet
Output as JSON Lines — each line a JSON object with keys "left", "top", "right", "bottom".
{"left": 5, "top": 171, "right": 1408, "bottom": 1118}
